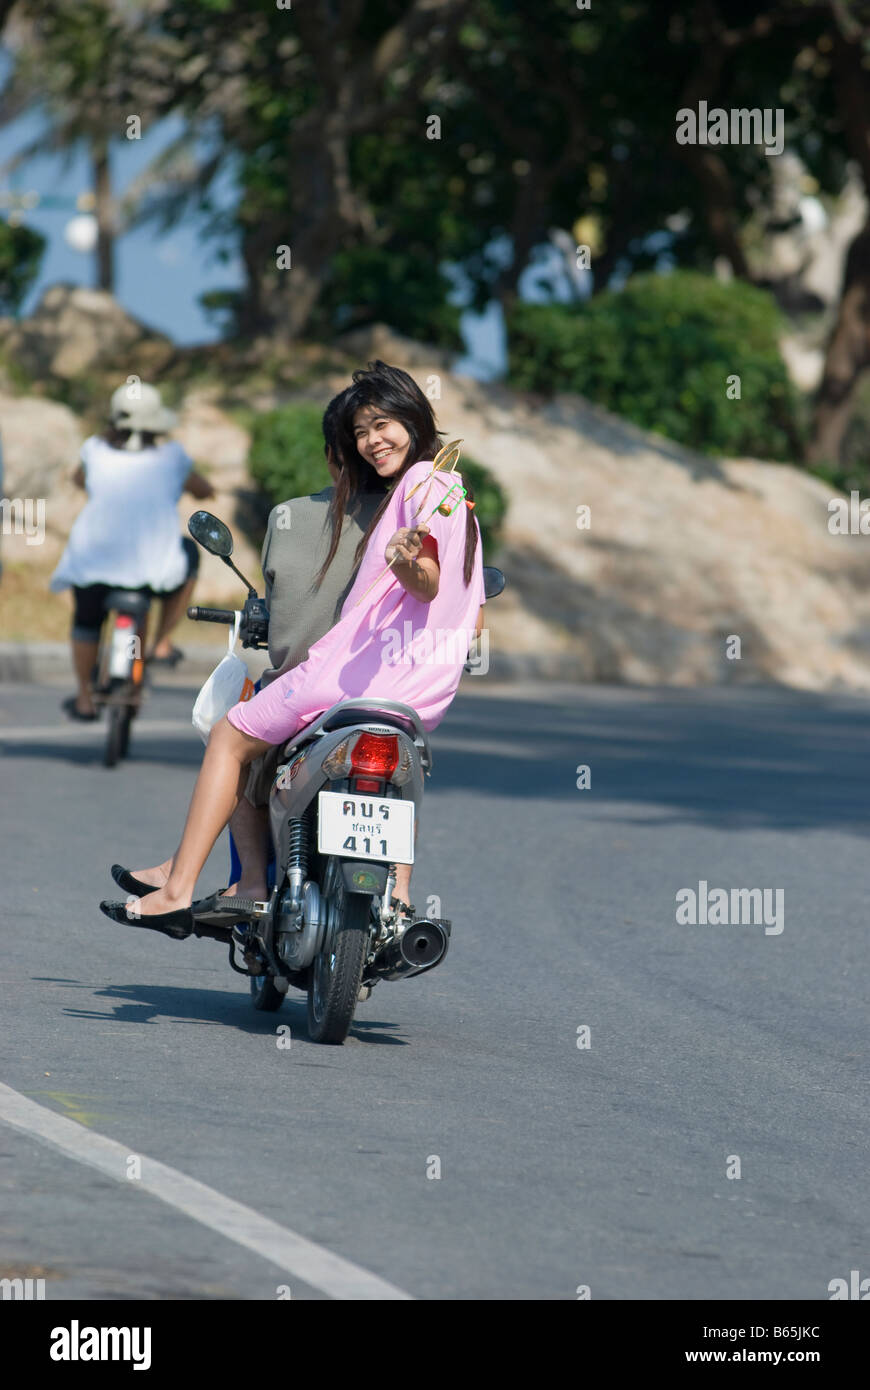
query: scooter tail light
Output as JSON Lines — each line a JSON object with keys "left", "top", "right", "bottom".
{"left": 350, "top": 732, "right": 399, "bottom": 777}
{"left": 320, "top": 738, "right": 352, "bottom": 779}
{"left": 390, "top": 744, "right": 414, "bottom": 787}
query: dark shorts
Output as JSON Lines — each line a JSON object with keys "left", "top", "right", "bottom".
{"left": 71, "top": 536, "right": 200, "bottom": 641}
{"left": 244, "top": 743, "right": 285, "bottom": 808}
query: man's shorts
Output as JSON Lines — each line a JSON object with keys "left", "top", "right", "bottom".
{"left": 244, "top": 742, "right": 285, "bottom": 808}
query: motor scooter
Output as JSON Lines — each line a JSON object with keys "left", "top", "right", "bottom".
{"left": 185, "top": 509, "right": 505, "bottom": 1044}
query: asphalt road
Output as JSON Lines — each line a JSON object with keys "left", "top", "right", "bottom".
{"left": 1, "top": 675, "right": 867, "bottom": 1301}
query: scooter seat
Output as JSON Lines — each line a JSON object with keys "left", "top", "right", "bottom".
{"left": 321, "top": 707, "right": 417, "bottom": 736}
{"left": 104, "top": 588, "right": 151, "bottom": 617}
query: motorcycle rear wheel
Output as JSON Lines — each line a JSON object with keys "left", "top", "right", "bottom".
{"left": 307, "top": 867, "right": 371, "bottom": 1044}
{"left": 104, "top": 705, "right": 133, "bottom": 767}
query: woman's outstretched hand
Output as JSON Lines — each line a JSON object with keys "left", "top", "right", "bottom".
{"left": 383, "top": 525, "right": 439, "bottom": 602}
{"left": 385, "top": 525, "right": 429, "bottom": 567}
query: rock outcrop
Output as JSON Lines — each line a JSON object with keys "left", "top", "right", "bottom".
{"left": 0, "top": 284, "right": 173, "bottom": 381}
{"left": 3, "top": 310, "right": 870, "bottom": 690}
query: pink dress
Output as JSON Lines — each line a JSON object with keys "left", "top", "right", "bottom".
{"left": 227, "top": 460, "right": 486, "bottom": 744}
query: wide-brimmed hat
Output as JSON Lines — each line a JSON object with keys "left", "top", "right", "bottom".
{"left": 109, "top": 382, "right": 177, "bottom": 436}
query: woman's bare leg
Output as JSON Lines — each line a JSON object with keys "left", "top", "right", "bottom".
{"left": 129, "top": 857, "right": 173, "bottom": 888}
{"left": 128, "top": 717, "right": 270, "bottom": 916}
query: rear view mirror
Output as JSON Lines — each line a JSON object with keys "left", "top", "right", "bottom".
{"left": 483, "top": 566, "right": 506, "bottom": 600}
{"left": 188, "top": 511, "right": 233, "bottom": 558}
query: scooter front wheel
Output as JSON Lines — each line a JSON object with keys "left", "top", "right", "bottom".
{"left": 307, "top": 868, "right": 371, "bottom": 1044}
{"left": 250, "top": 972, "right": 285, "bottom": 1012}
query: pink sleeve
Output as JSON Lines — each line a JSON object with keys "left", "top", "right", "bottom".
{"left": 396, "top": 463, "right": 469, "bottom": 550}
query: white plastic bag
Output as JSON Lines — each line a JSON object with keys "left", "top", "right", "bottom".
{"left": 192, "top": 612, "right": 255, "bottom": 743}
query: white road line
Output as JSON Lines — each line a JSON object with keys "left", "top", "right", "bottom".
{"left": 0, "top": 1082, "right": 413, "bottom": 1301}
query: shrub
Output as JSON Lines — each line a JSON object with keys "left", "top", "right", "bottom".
{"left": 507, "top": 271, "right": 803, "bottom": 461}
{"left": 247, "top": 402, "right": 507, "bottom": 561}
{"left": 0, "top": 220, "right": 45, "bottom": 316}
{"left": 248, "top": 403, "right": 332, "bottom": 502}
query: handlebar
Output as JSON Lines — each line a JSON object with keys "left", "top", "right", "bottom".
{"left": 187, "top": 606, "right": 236, "bottom": 625}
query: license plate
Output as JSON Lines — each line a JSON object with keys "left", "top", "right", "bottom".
{"left": 317, "top": 791, "right": 414, "bottom": 863}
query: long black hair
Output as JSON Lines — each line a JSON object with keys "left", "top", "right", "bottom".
{"left": 314, "top": 360, "right": 478, "bottom": 588}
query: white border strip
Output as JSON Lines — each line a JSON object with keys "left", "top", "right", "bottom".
{"left": 0, "top": 1083, "right": 413, "bottom": 1301}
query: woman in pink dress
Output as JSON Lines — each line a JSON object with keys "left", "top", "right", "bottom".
{"left": 100, "top": 361, "right": 486, "bottom": 937}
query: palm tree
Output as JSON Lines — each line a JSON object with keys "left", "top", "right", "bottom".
{"left": 0, "top": 1, "right": 176, "bottom": 292}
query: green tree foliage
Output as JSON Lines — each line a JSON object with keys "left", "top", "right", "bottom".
{"left": 508, "top": 271, "right": 802, "bottom": 461}
{"left": 3, "top": 0, "right": 867, "bottom": 459}
{"left": 0, "top": 219, "right": 45, "bottom": 314}
{"left": 248, "top": 404, "right": 334, "bottom": 503}
{"left": 309, "top": 247, "right": 462, "bottom": 350}
{"left": 247, "top": 402, "right": 507, "bottom": 560}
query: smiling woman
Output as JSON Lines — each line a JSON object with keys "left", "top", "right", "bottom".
{"left": 316, "top": 360, "right": 480, "bottom": 592}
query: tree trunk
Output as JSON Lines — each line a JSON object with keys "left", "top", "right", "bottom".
{"left": 807, "top": 221, "right": 870, "bottom": 465}
{"left": 268, "top": 118, "right": 355, "bottom": 342}
{"left": 92, "top": 137, "right": 114, "bottom": 294}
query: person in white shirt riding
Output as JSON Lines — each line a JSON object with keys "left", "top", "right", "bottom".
{"left": 50, "top": 382, "right": 215, "bottom": 720}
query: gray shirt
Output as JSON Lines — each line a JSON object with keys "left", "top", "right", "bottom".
{"left": 260, "top": 486, "right": 385, "bottom": 687}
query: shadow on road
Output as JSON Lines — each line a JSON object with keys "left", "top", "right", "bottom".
{"left": 42, "top": 977, "right": 409, "bottom": 1046}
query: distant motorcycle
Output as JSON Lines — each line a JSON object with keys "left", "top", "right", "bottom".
{"left": 185, "top": 510, "right": 506, "bottom": 1044}
{"left": 92, "top": 589, "right": 150, "bottom": 767}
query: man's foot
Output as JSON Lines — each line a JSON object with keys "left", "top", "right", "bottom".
{"left": 386, "top": 897, "right": 418, "bottom": 929}
{"left": 147, "top": 645, "right": 184, "bottom": 666}
{"left": 218, "top": 880, "right": 270, "bottom": 903}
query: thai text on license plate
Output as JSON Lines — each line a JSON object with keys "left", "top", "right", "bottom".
{"left": 317, "top": 791, "right": 415, "bottom": 863}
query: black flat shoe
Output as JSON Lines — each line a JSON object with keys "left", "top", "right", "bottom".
{"left": 61, "top": 696, "right": 99, "bottom": 722}
{"left": 111, "top": 864, "right": 161, "bottom": 897}
{"left": 99, "top": 899, "right": 193, "bottom": 940}
{"left": 147, "top": 647, "right": 184, "bottom": 667}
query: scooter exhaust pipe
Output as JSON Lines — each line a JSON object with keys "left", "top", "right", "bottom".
{"left": 370, "top": 918, "right": 451, "bottom": 981}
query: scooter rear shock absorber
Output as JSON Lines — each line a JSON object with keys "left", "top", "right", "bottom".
{"left": 286, "top": 815, "right": 309, "bottom": 877}
{"left": 285, "top": 813, "right": 311, "bottom": 913}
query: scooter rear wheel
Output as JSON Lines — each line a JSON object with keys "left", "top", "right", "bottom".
{"left": 307, "top": 868, "right": 371, "bottom": 1044}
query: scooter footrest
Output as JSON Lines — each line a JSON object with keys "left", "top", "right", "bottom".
{"left": 193, "top": 896, "right": 270, "bottom": 921}
{"left": 211, "top": 896, "right": 260, "bottom": 915}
